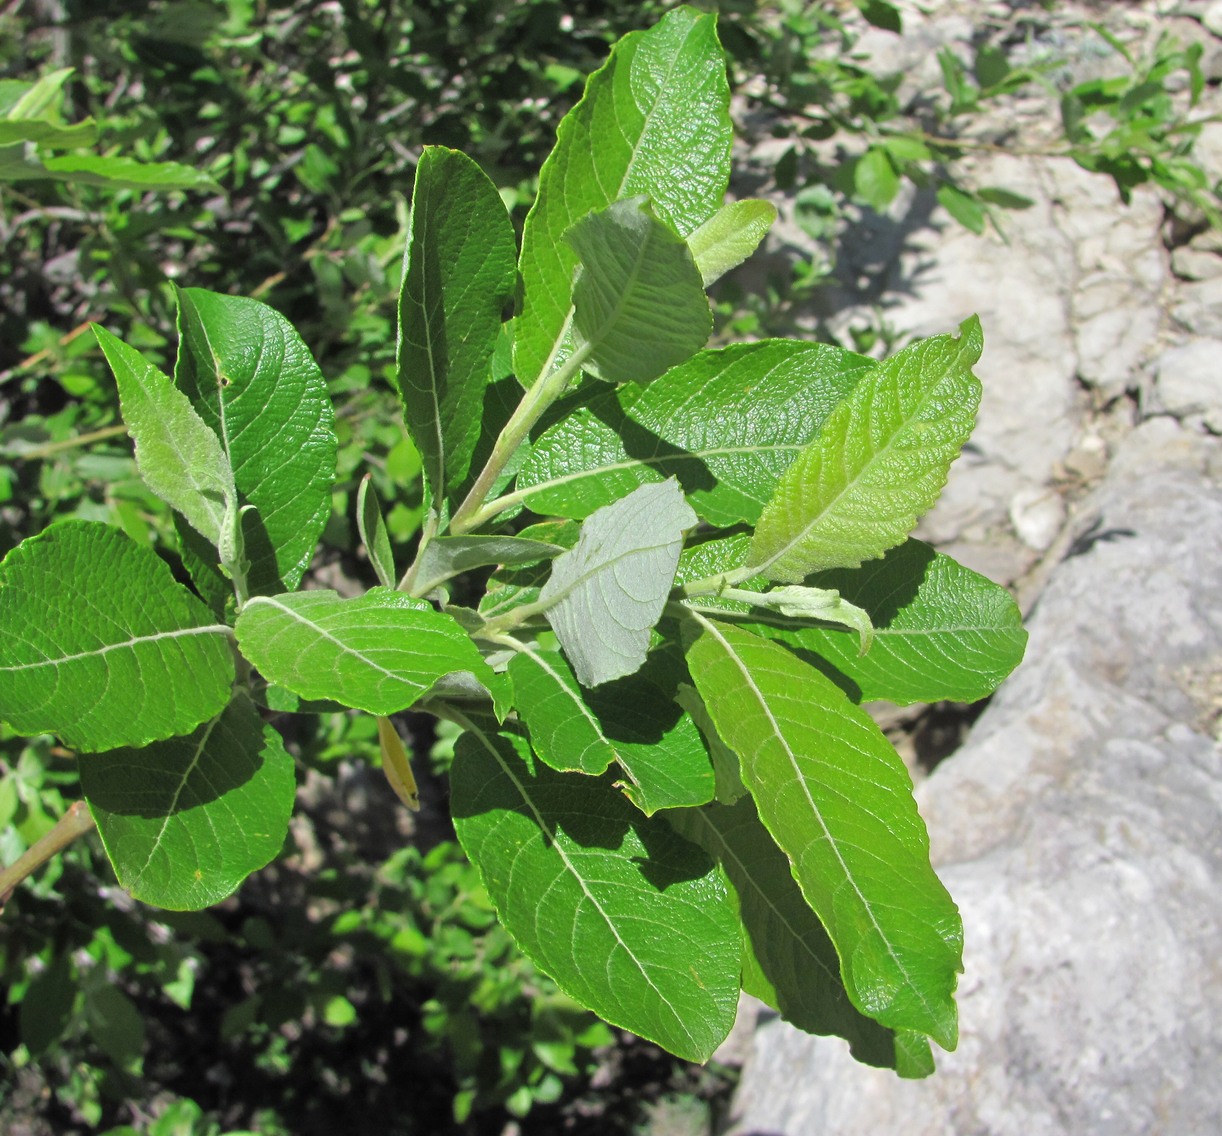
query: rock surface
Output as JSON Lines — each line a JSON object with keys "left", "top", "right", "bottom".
{"left": 726, "top": 422, "right": 1222, "bottom": 1136}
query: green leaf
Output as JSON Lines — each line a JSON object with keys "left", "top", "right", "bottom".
{"left": 175, "top": 287, "right": 337, "bottom": 594}
{"left": 567, "top": 197, "right": 711, "bottom": 385}
{"left": 855, "top": 147, "right": 900, "bottom": 212}
{"left": 0, "top": 68, "right": 74, "bottom": 120}
{"left": 674, "top": 683, "right": 745, "bottom": 805}
{"left": 84, "top": 981, "right": 145, "bottom": 1071}
{"left": 39, "top": 153, "right": 219, "bottom": 191}
{"left": 540, "top": 479, "right": 696, "bottom": 687}
{"left": 413, "top": 534, "right": 567, "bottom": 596}
{"left": 235, "top": 588, "right": 496, "bottom": 715}
{"left": 668, "top": 796, "right": 913, "bottom": 1073}
{"left": 450, "top": 719, "right": 740, "bottom": 1062}
{"left": 94, "top": 326, "right": 237, "bottom": 550}
{"left": 80, "top": 692, "right": 295, "bottom": 910}
{"left": 0, "top": 118, "right": 96, "bottom": 148}
{"left": 749, "top": 318, "right": 983, "bottom": 581}
{"left": 856, "top": 0, "right": 903, "bottom": 33}
{"left": 0, "top": 521, "right": 233, "bottom": 752}
{"left": 687, "top": 199, "right": 777, "bottom": 286}
{"left": 515, "top": 7, "right": 731, "bottom": 385}
{"left": 510, "top": 643, "right": 713, "bottom": 812}
{"left": 976, "top": 185, "right": 1034, "bottom": 210}
{"left": 581, "top": 648, "right": 714, "bottom": 814}
{"left": 357, "top": 474, "right": 396, "bottom": 590}
{"left": 756, "top": 540, "right": 1027, "bottom": 705}
{"left": 516, "top": 340, "right": 873, "bottom": 525}
{"left": 397, "top": 147, "right": 516, "bottom": 506}
{"left": 936, "top": 184, "right": 987, "bottom": 233}
{"left": 508, "top": 646, "right": 617, "bottom": 775}
{"left": 20, "top": 953, "right": 76, "bottom": 1056}
{"left": 684, "top": 618, "right": 962, "bottom": 1049}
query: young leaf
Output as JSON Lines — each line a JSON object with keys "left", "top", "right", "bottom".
{"left": 667, "top": 796, "right": 914, "bottom": 1074}
{"left": 397, "top": 146, "right": 516, "bottom": 506}
{"left": 515, "top": 7, "right": 730, "bottom": 385}
{"left": 855, "top": 147, "right": 900, "bottom": 212}
{"left": 937, "top": 183, "right": 987, "bottom": 234}
{"left": 174, "top": 287, "right": 337, "bottom": 594}
{"left": 80, "top": 691, "right": 295, "bottom": 910}
{"left": 516, "top": 340, "right": 873, "bottom": 525}
{"left": 687, "top": 199, "right": 777, "bottom": 286}
{"left": 718, "top": 584, "right": 874, "bottom": 654}
{"left": 235, "top": 588, "right": 498, "bottom": 715}
{"left": 94, "top": 326, "right": 237, "bottom": 550}
{"left": 749, "top": 318, "right": 983, "bottom": 581}
{"left": 684, "top": 617, "right": 962, "bottom": 1049}
{"left": 357, "top": 475, "right": 396, "bottom": 590}
{"left": 755, "top": 540, "right": 1027, "bottom": 704}
{"left": 412, "top": 534, "right": 567, "bottom": 596}
{"left": 450, "top": 719, "right": 740, "bottom": 1063}
{"left": 566, "top": 197, "right": 711, "bottom": 385}
{"left": 539, "top": 479, "right": 696, "bottom": 687}
{"left": 36, "top": 153, "right": 219, "bottom": 191}
{"left": 0, "top": 521, "right": 233, "bottom": 752}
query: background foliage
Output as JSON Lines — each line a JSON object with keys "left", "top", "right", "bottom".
{"left": 1, "top": 1, "right": 1216, "bottom": 1133}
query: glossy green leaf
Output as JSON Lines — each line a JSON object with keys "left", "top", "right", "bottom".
{"left": 175, "top": 287, "right": 336, "bottom": 594}
{"left": 757, "top": 540, "right": 1027, "bottom": 704}
{"left": 413, "top": 534, "right": 566, "bottom": 596}
{"left": 357, "top": 474, "right": 396, "bottom": 589}
{"left": 685, "top": 618, "right": 962, "bottom": 1049}
{"left": 450, "top": 720, "right": 740, "bottom": 1062}
{"left": 397, "top": 147, "right": 516, "bottom": 505}
{"left": 0, "top": 522, "right": 233, "bottom": 752}
{"left": 235, "top": 588, "right": 495, "bottom": 715}
{"left": 515, "top": 7, "right": 730, "bottom": 385}
{"left": 749, "top": 318, "right": 983, "bottom": 581}
{"left": 668, "top": 796, "right": 913, "bottom": 1073}
{"left": 94, "top": 326, "right": 236, "bottom": 549}
{"left": 674, "top": 684, "right": 746, "bottom": 805}
{"left": 687, "top": 198, "right": 777, "bottom": 285}
{"left": 540, "top": 479, "right": 696, "bottom": 687}
{"left": 515, "top": 341, "right": 872, "bottom": 525}
{"left": 81, "top": 692, "right": 295, "bottom": 910}
{"left": 566, "top": 197, "right": 711, "bottom": 385}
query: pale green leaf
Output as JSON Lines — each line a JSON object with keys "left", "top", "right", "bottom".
{"left": 514, "top": 7, "right": 730, "bottom": 385}
{"left": 357, "top": 474, "right": 396, "bottom": 590}
{"left": 235, "top": 588, "right": 496, "bottom": 715}
{"left": 450, "top": 719, "right": 740, "bottom": 1062}
{"left": 0, "top": 521, "right": 233, "bottom": 751}
{"left": 397, "top": 147, "right": 516, "bottom": 505}
{"left": 566, "top": 197, "right": 711, "bottom": 385}
{"left": 1, "top": 68, "right": 74, "bottom": 120}
{"left": 685, "top": 617, "right": 962, "bottom": 1049}
{"left": 749, "top": 318, "right": 983, "bottom": 581}
{"left": 855, "top": 147, "right": 900, "bottom": 211}
{"left": 540, "top": 479, "right": 696, "bottom": 687}
{"left": 668, "top": 796, "right": 914, "bottom": 1073}
{"left": 413, "top": 534, "right": 566, "bottom": 596}
{"left": 94, "top": 326, "right": 237, "bottom": 549}
{"left": 81, "top": 692, "right": 295, "bottom": 910}
{"left": 718, "top": 584, "right": 874, "bottom": 654}
{"left": 515, "top": 341, "right": 872, "bottom": 525}
{"left": 175, "top": 287, "right": 337, "bottom": 593}
{"left": 687, "top": 199, "right": 777, "bottom": 286}
{"left": 757, "top": 539, "right": 1027, "bottom": 704}
{"left": 674, "top": 684, "right": 746, "bottom": 805}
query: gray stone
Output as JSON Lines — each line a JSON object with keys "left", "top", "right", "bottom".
{"left": 1171, "top": 245, "right": 1222, "bottom": 281}
{"left": 727, "top": 424, "right": 1222, "bottom": 1136}
{"left": 1171, "top": 276, "right": 1222, "bottom": 337}
{"left": 1154, "top": 337, "right": 1222, "bottom": 430}
{"left": 1008, "top": 484, "right": 1066, "bottom": 551}
{"left": 1204, "top": 0, "right": 1222, "bottom": 36}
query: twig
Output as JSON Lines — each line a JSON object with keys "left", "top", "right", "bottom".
{"left": 9, "top": 422, "right": 129, "bottom": 461}
{"left": 0, "top": 800, "right": 96, "bottom": 911}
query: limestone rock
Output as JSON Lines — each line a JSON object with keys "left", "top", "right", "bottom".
{"left": 727, "top": 424, "right": 1222, "bottom": 1136}
{"left": 1153, "top": 338, "right": 1222, "bottom": 431}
